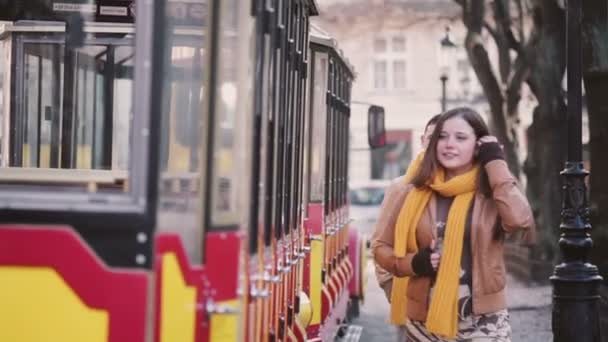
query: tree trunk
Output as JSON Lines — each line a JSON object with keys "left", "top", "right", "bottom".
{"left": 461, "top": 0, "right": 521, "bottom": 178}
{"left": 582, "top": 0, "right": 608, "bottom": 276}
{"left": 525, "top": 104, "right": 566, "bottom": 263}
{"left": 524, "top": 0, "right": 567, "bottom": 264}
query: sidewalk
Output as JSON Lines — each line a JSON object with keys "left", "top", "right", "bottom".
{"left": 506, "top": 274, "right": 553, "bottom": 341}
{"left": 353, "top": 262, "right": 553, "bottom": 341}
{"left": 506, "top": 273, "right": 552, "bottom": 309}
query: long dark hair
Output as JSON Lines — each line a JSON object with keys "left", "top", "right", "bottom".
{"left": 425, "top": 113, "right": 442, "bottom": 131}
{"left": 411, "top": 107, "right": 492, "bottom": 195}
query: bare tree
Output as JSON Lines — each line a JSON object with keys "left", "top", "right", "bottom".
{"left": 455, "top": 0, "right": 568, "bottom": 272}
{"left": 454, "top": 0, "right": 537, "bottom": 178}
{"left": 524, "top": 0, "right": 567, "bottom": 267}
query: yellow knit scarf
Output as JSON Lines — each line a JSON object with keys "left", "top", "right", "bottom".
{"left": 390, "top": 162, "right": 479, "bottom": 339}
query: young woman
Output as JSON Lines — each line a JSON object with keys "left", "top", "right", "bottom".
{"left": 372, "top": 107, "right": 535, "bottom": 341}
{"left": 372, "top": 113, "right": 441, "bottom": 342}
{"left": 374, "top": 113, "right": 442, "bottom": 301}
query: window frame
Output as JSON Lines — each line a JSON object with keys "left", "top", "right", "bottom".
{"left": 370, "top": 32, "right": 410, "bottom": 91}
{"left": 12, "top": 35, "right": 135, "bottom": 170}
{"left": 204, "top": 0, "right": 255, "bottom": 232}
{"left": 307, "top": 48, "right": 328, "bottom": 203}
{"left": 0, "top": 17, "right": 158, "bottom": 223}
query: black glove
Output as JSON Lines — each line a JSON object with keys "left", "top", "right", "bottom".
{"left": 477, "top": 141, "right": 504, "bottom": 166}
{"left": 411, "top": 247, "right": 436, "bottom": 277}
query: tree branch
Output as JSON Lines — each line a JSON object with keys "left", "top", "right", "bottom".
{"left": 465, "top": 32, "right": 505, "bottom": 133}
{"left": 495, "top": 0, "right": 524, "bottom": 53}
{"left": 457, "top": 0, "right": 524, "bottom": 177}
{"left": 469, "top": 0, "right": 484, "bottom": 32}
{"left": 506, "top": 29, "right": 539, "bottom": 117}
{"left": 491, "top": 0, "right": 512, "bottom": 82}
{"left": 466, "top": 30, "right": 521, "bottom": 175}
{"left": 484, "top": 20, "right": 499, "bottom": 41}
{"left": 506, "top": 55, "right": 529, "bottom": 117}
{"left": 517, "top": 0, "right": 526, "bottom": 44}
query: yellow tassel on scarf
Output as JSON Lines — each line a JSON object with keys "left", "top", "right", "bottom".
{"left": 390, "top": 164, "right": 479, "bottom": 339}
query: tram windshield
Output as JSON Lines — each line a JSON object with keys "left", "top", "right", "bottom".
{"left": 0, "top": 24, "right": 134, "bottom": 193}
{"left": 16, "top": 36, "right": 134, "bottom": 171}
{"left": 0, "top": 2, "right": 153, "bottom": 212}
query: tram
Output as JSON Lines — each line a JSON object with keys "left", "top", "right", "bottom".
{"left": 0, "top": 1, "right": 385, "bottom": 341}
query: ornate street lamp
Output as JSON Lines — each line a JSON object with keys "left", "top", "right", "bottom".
{"left": 551, "top": 1, "right": 603, "bottom": 341}
{"left": 439, "top": 26, "right": 456, "bottom": 112}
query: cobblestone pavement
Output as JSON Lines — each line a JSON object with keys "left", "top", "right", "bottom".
{"left": 351, "top": 261, "right": 552, "bottom": 341}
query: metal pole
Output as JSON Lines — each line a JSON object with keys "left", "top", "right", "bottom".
{"left": 60, "top": 45, "right": 76, "bottom": 169}
{"left": 440, "top": 75, "right": 447, "bottom": 112}
{"left": 551, "top": 0, "right": 602, "bottom": 341}
{"left": 101, "top": 46, "right": 115, "bottom": 170}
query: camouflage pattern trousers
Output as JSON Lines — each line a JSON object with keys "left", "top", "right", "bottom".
{"left": 404, "top": 309, "right": 511, "bottom": 342}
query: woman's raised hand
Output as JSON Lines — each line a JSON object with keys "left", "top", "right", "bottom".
{"left": 476, "top": 135, "right": 505, "bottom": 166}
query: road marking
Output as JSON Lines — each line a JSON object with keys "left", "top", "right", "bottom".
{"left": 341, "top": 325, "right": 363, "bottom": 342}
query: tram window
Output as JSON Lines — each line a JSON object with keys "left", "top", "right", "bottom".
{"left": 16, "top": 42, "right": 134, "bottom": 170}
{"left": 21, "top": 44, "right": 64, "bottom": 169}
{"left": 301, "top": 60, "right": 312, "bottom": 213}
{"left": 207, "top": 0, "right": 254, "bottom": 230}
{"left": 0, "top": 19, "right": 153, "bottom": 215}
{"left": 3, "top": 38, "right": 134, "bottom": 175}
{"left": 155, "top": 0, "right": 224, "bottom": 263}
{"left": 308, "top": 51, "right": 328, "bottom": 203}
{"left": 0, "top": 40, "right": 4, "bottom": 165}
{"left": 156, "top": 40, "right": 207, "bottom": 263}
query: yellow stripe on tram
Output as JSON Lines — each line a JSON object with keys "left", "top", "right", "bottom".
{"left": 0, "top": 266, "right": 109, "bottom": 342}
{"left": 160, "top": 253, "right": 196, "bottom": 342}
{"left": 309, "top": 237, "right": 323, "bottom": 325}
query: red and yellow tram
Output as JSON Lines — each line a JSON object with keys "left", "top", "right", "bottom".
{"left": 0, "top": 1, "right": 385, "bottom": 341}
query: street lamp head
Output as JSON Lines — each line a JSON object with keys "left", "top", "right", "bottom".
{"left": 439, "top": 26, "right": 457, "bottom": 111}
{"left": 439, "top": 26, "right": 457, "bottom": 80}
{"left": 440, "top": 26, "right": 457, "bottom": 48}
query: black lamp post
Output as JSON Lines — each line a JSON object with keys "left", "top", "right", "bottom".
{"left": 439, "top": 27, "right": 456, "bottom": 112}
{"left": 440, "top": 74, "right": 448, "bottom": 112}
{"left": 551, "top": 0, "right": 602, "bottom": 341}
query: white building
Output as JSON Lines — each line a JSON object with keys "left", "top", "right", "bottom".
{"left": 314, "top": 0, "right": 491, "bottom": 185}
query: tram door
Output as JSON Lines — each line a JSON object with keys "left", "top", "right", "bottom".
{"left": 0, "top": 2, "right": 160, "bottom": 342}
{"left": 154, "top": 0, "right": 258, "bottom": 341}
{"left": 8, "top": 31, "right": 133, "bottom": 170}
{"left": 246, "top": 0, "right": 317, "bottom": 341}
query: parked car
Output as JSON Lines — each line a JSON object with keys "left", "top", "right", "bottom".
{"left": 348, "top": 180, "right": 391, "bottom": 239}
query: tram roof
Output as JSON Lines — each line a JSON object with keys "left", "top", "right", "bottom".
{"left": 309, "top": 23, "right": 355, "bottom": 78}
{"left": 0, "top": 20, "right": 134, "bottom": 36}
{"left": 0, "top": 20, "right": 204, "bottom": 38}
{"left": 308, "top": 0, "right": 320, "bottom": 16}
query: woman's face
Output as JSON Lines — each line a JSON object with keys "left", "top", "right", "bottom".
{"left": 436, "top": 116, "right": 477, "bottom": 177}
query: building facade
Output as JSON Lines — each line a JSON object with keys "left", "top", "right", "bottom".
{"left": 314, "top": 0, "right": 489, "bottom": 184}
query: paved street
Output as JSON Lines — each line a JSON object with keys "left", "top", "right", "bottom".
{"left": 351, "top": 261, "right": 552, "bottom": 341}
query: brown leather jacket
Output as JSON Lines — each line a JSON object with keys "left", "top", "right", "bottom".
{"left": 372, "top": 160, "right": 535, "bottom": 321}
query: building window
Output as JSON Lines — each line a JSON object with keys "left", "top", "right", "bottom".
{"left": 374, "top": 61, "right": 387, "bottom": 89}
{"left": 372, "top": 34, "right": 408, "bottom": 91}
{"left": 374, "top": 38, "right": 387, "bottom": 53}
{"left": 393, "top": 60, "right": 406, "bottom": 89}
{"left": 392, "top": 36, "right": 406, "bottom": 52}
{"left": 456, "top": 57, "right": 472, "bottom": 99}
